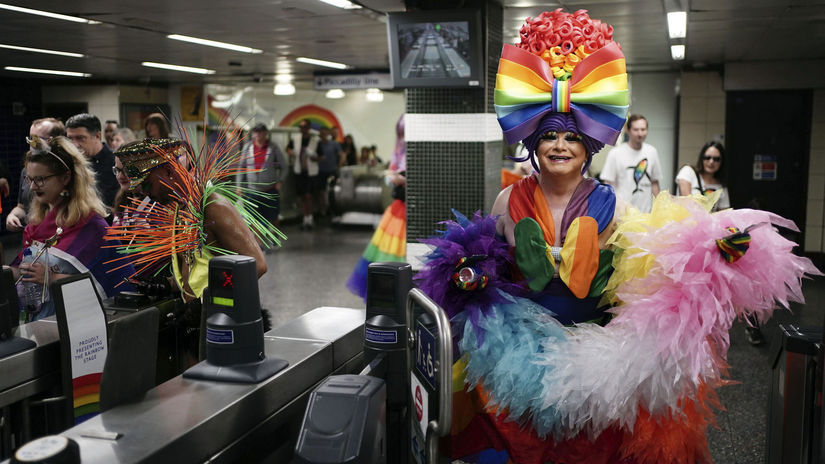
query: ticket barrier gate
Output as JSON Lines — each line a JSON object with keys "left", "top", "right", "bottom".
{"left": 5, "top": 260, "right": 451, "bottom": 463}
{"left": 296, "top": 262, "right": 411, "bottom": 464}
{"left": 295, "top": 265, "right": 453, "bottom": 464}
{"left": 406, "top": 288, "right": 452, "bottom": 464}
{"left": 766, "top": 324, "right": 823, "bottom": 463}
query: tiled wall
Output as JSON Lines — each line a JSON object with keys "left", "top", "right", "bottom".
{"left": 805, "top": 90, "right": 825, "bottom": 252}
{"left": 677, "top": 71, "right": 726, "bottom": 169}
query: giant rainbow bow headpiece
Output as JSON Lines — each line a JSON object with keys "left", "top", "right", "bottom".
{"left": 495, "top": 9, "right": 629, "bottom": 156}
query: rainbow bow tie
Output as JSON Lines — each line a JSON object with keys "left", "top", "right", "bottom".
{"left": 494, "top": 42, "right": 629, "bottom": 146}
{"left": 716, "top": 223, "right": 768, "bottom": 263}
{"left": 514, "top": 216, "right": 612, "bottom": 298}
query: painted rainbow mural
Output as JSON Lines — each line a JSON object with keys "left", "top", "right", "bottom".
{"left": 279, "top": 104, "right": 344, "bottom": 139}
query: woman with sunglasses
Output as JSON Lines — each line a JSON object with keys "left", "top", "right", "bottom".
{"left": 676, "top": 141, "right": 730, "bottom": 211}
{"left": 13, "top": 136, "right": 135, "bottom": 321}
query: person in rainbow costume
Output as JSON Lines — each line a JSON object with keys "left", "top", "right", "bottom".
{"left": 347, "top": 114, "right": 407, "bottom": 299}
{"left": 414, "top": 9, "right": 820, "bottom": 464}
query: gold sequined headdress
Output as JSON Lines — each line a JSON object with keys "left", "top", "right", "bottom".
{"left": 114, "top": 138, "right": 184, "bottom": 189}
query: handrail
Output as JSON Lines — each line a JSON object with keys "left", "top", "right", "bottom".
{"left": 406, "top": 288, "right": 452, "bottom": 463}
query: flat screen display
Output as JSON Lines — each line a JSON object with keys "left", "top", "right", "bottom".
{"left": 397, "top": 21, "right": 472, "bottom": 79}
{"left": 367, "top": 272, "right": 396, "bottom": 310}
{"left": 387, "top": 9, "right": 484, "bottom": 88}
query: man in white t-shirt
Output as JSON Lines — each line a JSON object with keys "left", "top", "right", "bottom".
{"left": 600, "top": 114, "right": 661, "bottom": 212}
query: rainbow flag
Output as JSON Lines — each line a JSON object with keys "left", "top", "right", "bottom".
{"left": 72, "top": 373, "right": 102, "bottom": 424}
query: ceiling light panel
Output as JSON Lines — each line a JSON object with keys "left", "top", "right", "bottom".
{"left": 296, "top": 56, "right": 348, "bottom": 69}
{"left": 317, "top": 0, "right": 362, "bottom": 9}
{"left": 0, "top": 3, "right": 100, "bottom": 24}
{"left": 670, "top": 45, "right": 685, "bottom": 60}
{"left": 142, "top": 62, "right": 216, "bottom": 75}
{"left": 366, "top": 88, "right": 383, "bottom": 102}
{"left": 667, "top": 12, "right": 687, "bottom": 39}
{"left": 0, "top": 44, "right": 83, "bottom": 57}
{"left": 5, "top": 66, "right": 90, "bottom": 77}
{"left": 167, "top": 34, "right": 262, "bottom": 54}
{"left": 274, "top": 83, "right": 296, "bottom": 95}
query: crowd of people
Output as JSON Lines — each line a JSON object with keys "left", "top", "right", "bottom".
{"left": 1, "top": 112, "right": 393, "bottom": 324}
{"left": 0, "top": 112, "right": 284, "bottom": 368}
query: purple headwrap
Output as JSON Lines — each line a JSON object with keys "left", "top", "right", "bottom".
{"left": 512, "top": 113, "right": 604, "bottom": 175}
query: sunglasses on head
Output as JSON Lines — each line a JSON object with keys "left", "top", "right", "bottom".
{"left": 702, "top": 155, "right": 721, "bottom": 162}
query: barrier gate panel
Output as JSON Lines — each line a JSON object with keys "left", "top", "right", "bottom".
{"left": 406, "top": 289, "right": 452, "bottom": 464}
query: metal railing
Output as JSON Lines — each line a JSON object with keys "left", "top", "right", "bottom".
{"left": 405, "top": 288, "right": 452, "bottom": 463}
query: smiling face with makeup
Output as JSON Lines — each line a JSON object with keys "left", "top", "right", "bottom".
{"left": 536, "top": 130, "right": 588, "bottom": 179}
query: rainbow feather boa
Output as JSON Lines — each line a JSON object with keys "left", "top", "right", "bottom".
{"left": 418, "top": 194, "right": 820, "bottom": 449}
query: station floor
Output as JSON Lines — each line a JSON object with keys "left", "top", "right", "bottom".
{"left": 4, "top": 218, "right": 824, "bottom": 462}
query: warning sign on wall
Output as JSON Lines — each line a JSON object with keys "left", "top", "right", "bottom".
{"left": 753, "top": 155, "right": 777, "bottom": 181}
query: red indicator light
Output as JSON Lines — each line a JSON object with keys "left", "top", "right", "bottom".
{"left": 221, "top": 271, "right": 233, "bottom": 288}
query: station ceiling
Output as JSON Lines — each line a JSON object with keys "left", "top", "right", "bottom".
{"left": 0, "top": 0, "right": 824, "bottom": 87}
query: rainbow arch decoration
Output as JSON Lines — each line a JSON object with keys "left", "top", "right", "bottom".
{"left": 207, "top": 95, "right": 234, "bottom": 126}
{"left": 279, "top": 104, "right": 344, "bottom": 137}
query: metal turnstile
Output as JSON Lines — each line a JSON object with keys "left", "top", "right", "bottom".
{"left": 766, "top": 324, "right": 822, "bottom": 464}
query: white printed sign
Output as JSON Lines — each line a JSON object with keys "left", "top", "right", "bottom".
{"left": 64, "top": 278, "right": 107, "bottom": 377}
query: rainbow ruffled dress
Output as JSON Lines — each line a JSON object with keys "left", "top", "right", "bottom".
{"left": 346, "top": 198, "right": 406, "bottom": 299}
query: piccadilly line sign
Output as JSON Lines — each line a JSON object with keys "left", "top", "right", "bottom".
{"left": 313, "top": 72, "right": 393, "bottom": 90}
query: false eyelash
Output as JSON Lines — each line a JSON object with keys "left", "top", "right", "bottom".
{"left": 539, "top": 131, "right": 583, "bottom": 142}
{"left": 540, "top": 131, "right": 558, "bottom": 140}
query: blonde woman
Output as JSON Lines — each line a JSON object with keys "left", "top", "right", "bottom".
{"left": 14, "top": 136, "right": 135, "bottom": 321}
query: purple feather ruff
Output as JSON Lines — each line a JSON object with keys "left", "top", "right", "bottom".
{"left": 414, "top": 210, "right": 523, "bottom": 320}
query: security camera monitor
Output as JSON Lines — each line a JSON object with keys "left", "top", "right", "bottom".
{"left": 387, "top": 9, "right": 484, "bottom": 88}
